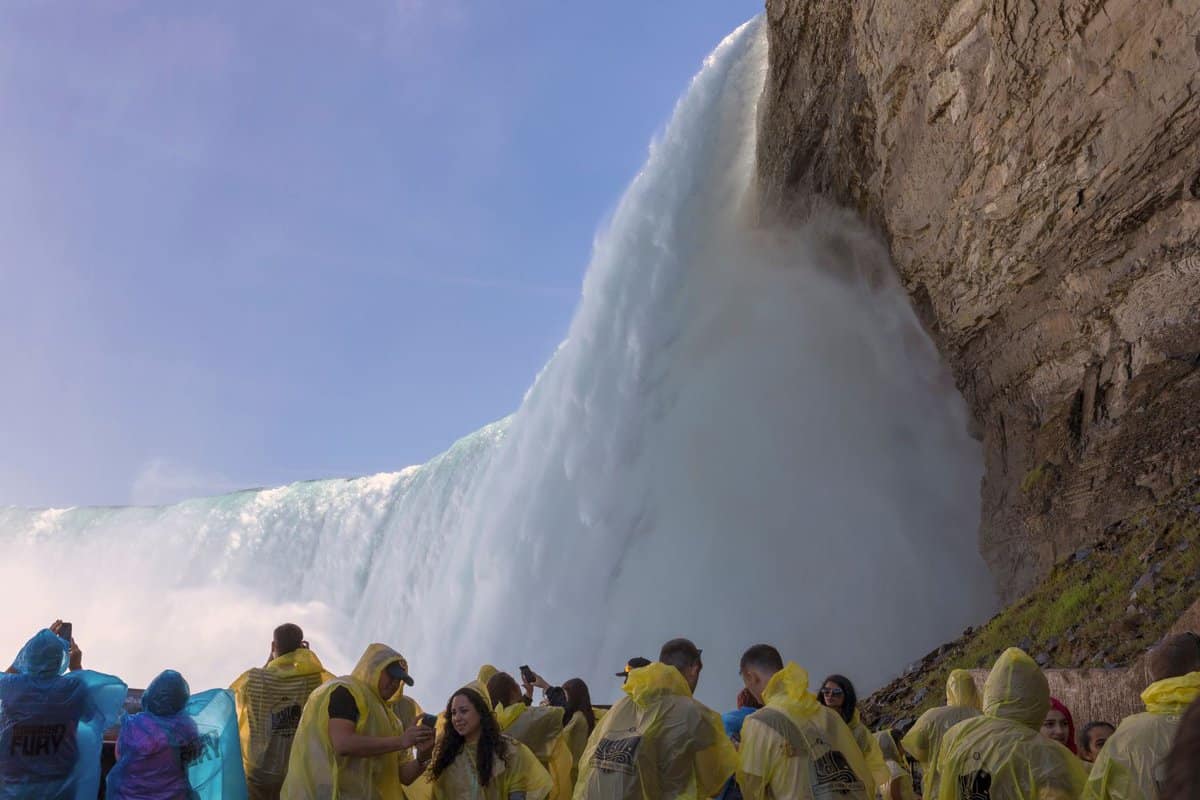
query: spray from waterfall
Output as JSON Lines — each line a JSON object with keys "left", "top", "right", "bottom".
{"left": 0, "top": 17, "right": 993, "bottom": 707}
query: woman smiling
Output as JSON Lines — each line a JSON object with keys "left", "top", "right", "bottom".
{"left": 424, "top": 685, "right": 552, "bottom": 799}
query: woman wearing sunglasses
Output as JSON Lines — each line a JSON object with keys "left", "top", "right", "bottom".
{"left": 818, "top": 674, "right": 890, "bottom": 790}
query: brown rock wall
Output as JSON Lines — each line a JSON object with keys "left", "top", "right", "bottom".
{"left": 758, "top": 0, "right": 1200, "bottom": 600}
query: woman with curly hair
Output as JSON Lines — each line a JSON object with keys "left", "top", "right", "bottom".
{"left": 425, "top": 686, "right": 552, "bottom": 799}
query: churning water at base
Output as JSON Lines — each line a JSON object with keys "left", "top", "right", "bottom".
{"left": 0, "top": 18, "right": 994, "bottom": 707}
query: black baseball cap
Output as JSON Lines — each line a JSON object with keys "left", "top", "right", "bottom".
{"left": 385, "top": 661, "right": 414, "bottom": 686}
{"left": 615, "top": 657, "right": 652, "bottom": 678}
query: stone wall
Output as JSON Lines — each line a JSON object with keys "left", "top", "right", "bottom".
{"left": 967, "top": 598, "right": 1200, "bottom": 727}
{"left": 757, "top": 0, "right": 1200, "bottom": 600}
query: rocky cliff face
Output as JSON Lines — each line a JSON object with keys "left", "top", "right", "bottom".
{"left": 757, "top": 0, "right": 1200, "bottom": 600}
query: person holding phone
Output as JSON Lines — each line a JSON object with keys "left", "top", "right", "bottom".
{"left": 0, "top": 628, "right": 127, "bottom": 799}
{"left": 49, "top": 620, "right": 83, "bottom": 672}
{"left": 281, "top": 643, "right": 435, "bottom": 799}
{"left": 486, "top": 672, "right": 572, "bottom": 798}
{"left": 5, "top": 621, "right": 83, "bottom": 676}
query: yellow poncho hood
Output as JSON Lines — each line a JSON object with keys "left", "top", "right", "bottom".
{"left": 761, "top": 662, "right": 822, "bottom": 718}
{"left": 495, "top": 701, "right": 527, "bottom": 730}
{"left": 1140, "top": 670, "right": 1200, "bottom": 715}
{"left": 983, "top": 648, "right": 1048, "bottom": 730}
{"left": 352, "top": 643, "right": 409, "bottom": 701}
{"left": 946, "top": 669, "right": 981, "bottom": 710}
{"left": 464, "top": 679, "right": 493, "bottom": 710}
{"left": 265, "top": 646, "right": 330, "bottom": 678}
{"left": 623, "top": 661, "right": 692, "bottom": 707}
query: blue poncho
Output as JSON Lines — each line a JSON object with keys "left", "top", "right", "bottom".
{"left": 107, "top": 670, "right": 247, "bottom": 800}
{"left": 0, "top": 629, "right": 127, "bottom": 800}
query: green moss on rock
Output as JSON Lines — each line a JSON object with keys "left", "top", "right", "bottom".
{"left": 864, "top": 477, "right": 1200, "bottom": 727}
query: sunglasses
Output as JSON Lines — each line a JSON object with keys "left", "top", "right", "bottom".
{"left": 820, "top": 687, "right": 845, "bottom": 697}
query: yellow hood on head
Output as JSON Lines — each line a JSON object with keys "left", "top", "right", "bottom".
{"left": 623, "top": 662, "right": 691, "bottom": 706}
{"left": 761, "top": 662, "right": 822, "bottom": 717}
{"left": 947, "top": 669, "right": 981, "bottom": 710}
{"left": 763, "top": 662, "right": 809, "bottom": 702}
{"left": 477, "top": 664, "right": 499, "bottom": 685}
{"left": 1141, "top": 670, "right": 1200, "bottom": 715}
{"left": 983, "top": 648, "right": 1048, "bottom": 730}
{"left": 351, "top": 643, "right": 407, "bottom": 701}
{"left": 460, "top": 679, "right": 493, "bottom": 710}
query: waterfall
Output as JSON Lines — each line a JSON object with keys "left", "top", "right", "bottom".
{"left": 0, "top": 17, "right": 994, "bottom": 708}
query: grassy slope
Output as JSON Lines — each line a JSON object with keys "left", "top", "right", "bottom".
{"left": 864, "top": 476, "right": 1200, "bottom": 728}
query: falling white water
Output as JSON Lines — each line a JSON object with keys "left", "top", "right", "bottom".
{"left": 0, "top": 18, "right": 994, "bottom": 709}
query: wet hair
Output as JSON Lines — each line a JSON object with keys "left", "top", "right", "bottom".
{"left": 660, "top": 638, "right": 703, "bottom": 672}
{"left": 486, "top": 672, "right": 523, "bottom": 707}
{"left": 563, "top": 678, "right": 597, "bottom": 734}
{"left": 740, "top": 644, "right": 784, "bottom": 675}
{"left": 1148, "top": 633, "right": 1200, "bottom": 682}
{"left": 818, "top": 674, "right": 858, "bottom": 724}
{"left": 273, "top": 624, "right": 305, "bottom": 656}
{"left": 429, "top": 688, "right": 508, "bottom": 786}
{"left": 1162, "top": 698, "right": 1200, "bottom": 800}
{"left": 1079, "top": 720, "right": 1115, "bottom": 753}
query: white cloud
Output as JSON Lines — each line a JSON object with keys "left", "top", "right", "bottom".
{"left": 130, "top": 458, "right": 240, "bottom": 506}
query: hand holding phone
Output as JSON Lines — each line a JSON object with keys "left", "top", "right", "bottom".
{"left": 519, "top": 665, "right": 536, "bottom": 686}
{"left": 419, "top": 713, "right": 439, "bottom": 729}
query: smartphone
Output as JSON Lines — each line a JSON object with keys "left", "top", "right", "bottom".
{"left": 419, "top": 713, "right": 438, "bottom": 728}
{"left": 519, "top": 665, "right": 536, "bottom": 685}
{"left": 58, "top": 622, "right": 73, "bottom": 642}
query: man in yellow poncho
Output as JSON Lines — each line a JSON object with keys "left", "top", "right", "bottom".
{"left": 231, "top": 624, "right": 335, "bottom": 800}
{"left": 487, "top": 671, "right": 573, "bottom": 799}
{"left": 1084, "top": 632, "right": 1200, "bottom": 800}
{"left": 901, "top": 669, "right": 981, "bottom": 800}
{"left": 735, "top": 644, "right": 874, "bottom": 800}
{"left": 574, "top": 638, "right": 737, "bottom": 799}
{"left": 280, "top": 643, "right": 435, "bottom": 799}
{"left": 937, "top": 648, "right": 1086, "bottom": 800}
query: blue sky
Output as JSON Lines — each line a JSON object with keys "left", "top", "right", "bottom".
{"left": 0, "top": 1, "right": 762, "bottom": 507}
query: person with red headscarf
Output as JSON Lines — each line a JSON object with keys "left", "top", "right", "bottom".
{"left": 1041, "top": 697, "right": 1078, "bottom": 754}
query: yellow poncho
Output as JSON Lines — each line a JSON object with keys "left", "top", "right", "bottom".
{"left": 231, "top": 647, "right": 335, "bottom": 789}
{"left": 936, "top": 649, "right": 1086, "bottom": 800}
{"left": 562, "top": 712, "right": 593, "bottom": 786}
{"left": 1083, "top": 670, "right": 1200, "bottom": 800}
{"left": 875, "top": 730, "right": 917, "bottom": 800}
{"left": 421, "top": 735, "right": 551, "bottom": 800}
{"left": 495, "top": 702, "right": 572, "bottom": 799}
{"left": 280, "top": 643, "right": 412, "bottom": 800}
{"left": 848, "top": 708, "right": 890, "bottom": 790}
{"left": 901, "top": 669, "right": 981, "bottom": 800}
{"left": 573, "top": 662, "right": 736, "bottom": 799}
{"left": 736, "top": 662, "right": 873, "bottom": 800}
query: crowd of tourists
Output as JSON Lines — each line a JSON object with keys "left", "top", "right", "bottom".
{"left": 1, "top": 620, "right": 1198, "bottom": 799}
